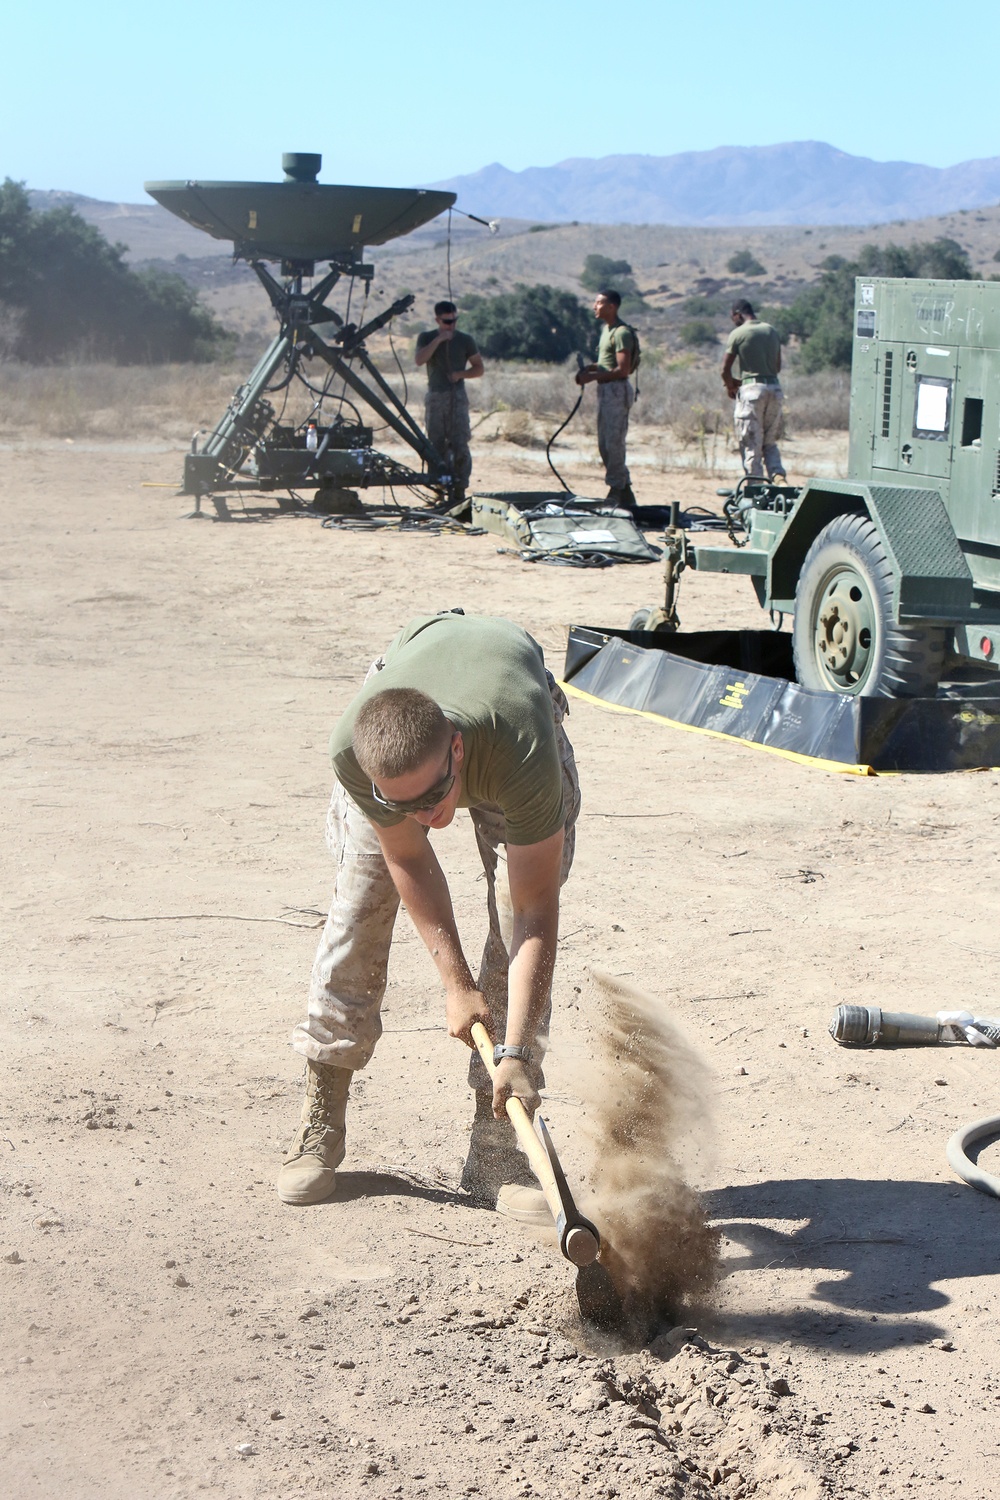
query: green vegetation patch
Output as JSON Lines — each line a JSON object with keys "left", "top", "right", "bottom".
{"left": 726, "top": 249, "right": 766, "bottom": 276}
{"left": 460, "top": 284, "right": 595, "bottom": 362}
{"left": 0, "top": 178, "right": 234, "bottom": 363}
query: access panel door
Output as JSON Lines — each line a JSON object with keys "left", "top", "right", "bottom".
{"left": 899, "top": 344, "right": 958, "bottom": 480}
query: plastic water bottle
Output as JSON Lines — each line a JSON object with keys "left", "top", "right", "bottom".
{"left": 306, "top": 423, "right": 318, "bottom": 451}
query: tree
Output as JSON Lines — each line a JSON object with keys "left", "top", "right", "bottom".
{"left": 678, "top": 319, "right": 718, "bottom": 347}
{"left": 460, "top": 284, "right": 595, "bottom": 362}
{"left": 578, "top": 254, "right": 647, "bottom": 313}
{"left": 779, "top": 237, "right": 973, "bottom": 372}
{"left": 0, "top": 178, "right": 233, "bottom": 363}
{"left": 726, "top": 249, "right": 766, "bottom": 276}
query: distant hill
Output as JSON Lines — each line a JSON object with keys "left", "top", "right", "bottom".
{"left": 430, "top": 142, "right": 1000, "bottom": 226}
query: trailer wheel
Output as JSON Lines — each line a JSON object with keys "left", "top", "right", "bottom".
{"left": 792, "top": 512, "right": 946, "bottom": 697}
{"left": 629, "top": 607, "right": 655, "bottom": 631}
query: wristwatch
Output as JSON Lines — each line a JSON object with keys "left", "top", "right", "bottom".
{"left": 493, "top": 1044, "right": 532, "bottom": 1066}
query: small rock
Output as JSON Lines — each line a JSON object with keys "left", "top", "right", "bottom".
{"left": 879, "top": 1399, "right": 895, "bottom": 1408}
{"left": 570, "top": 1387, "right": 606, "bottom": 1415}
{"left": 934, "top": 1078, "right": 948, "bottom": 1087}
{"left": 236, "top": 1443, "right": 257, "bottom": 1458}
{"left": 365, "top": 1461, "right": 380, "bottom": 1476}
{"left": 929, "top": 1338, "right": 955, "bottom": 1352}
{"left": 918, "top": 1403, "right": 936, "bottom": 1414}
{"left": 4, "top": 1251, "right": 24, "bottom": 1265}
{"left": 522, "top": 1430, "right": 538, "bottom": 1443}
{"left": 649, "top": 1326, "right": 696, "bottom": 1359}
{"left": 736, "top": 1066, "right": 747, "bottom": 1076}
{"left": 165, "top": 1259, "right": 176, "bottom": 1269}
{"left": 767, "top": 1377, "right": 791, "bottom": 1397}
{"left": 174, "top": 1274, "right": 190, "bottom": 1288}
{"left": 298, "top": 1307, "right": 320, "bottom": 1321}
{"left": 270, "top": 1410, "right": 285, "bottom": 1421}
{"left": 338, "top": 1359, "right": 356, "bottom": 1369}
{"left": 611, "top": 924, "right": 624, "bottom": 932}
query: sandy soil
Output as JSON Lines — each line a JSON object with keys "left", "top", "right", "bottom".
{"left": 3, "top": 432, "right": 1000, "bottom": 1500}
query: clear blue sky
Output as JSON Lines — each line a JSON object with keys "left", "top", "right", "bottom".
{"left": 5, "top": 0, "right": 998, "bottom": 202}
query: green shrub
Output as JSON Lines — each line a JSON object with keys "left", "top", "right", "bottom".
{"left": 579, "top": 253, "right": 648, "bottom": 311}
{"left": 0, "top": 178, "right": 233, "bottom": 363}
{"left": 682, "top": 294, "right": 727, "bottom": 317}
{"left": 678, "top": 320, "right": 718, "bottom": 347}
{"left": 726, "top": 249, "right": 766, "bottom": 276}
{"left": 460, "top": 284, "right": 595, "bottom": 362}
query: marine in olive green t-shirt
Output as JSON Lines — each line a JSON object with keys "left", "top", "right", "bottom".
{"left": 331, "top": 614, "right": 565, "bottom": 846}
{"left": 597, "top": 320, "right": 637, "bottom": 372}
{"left": 724, "top": 319, "right": 782, "bottom": 384}
{"left": 415, "top": 329, "right": 480, "bottom": 392}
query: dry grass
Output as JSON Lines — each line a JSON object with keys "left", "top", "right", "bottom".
{"left": 0, "top": 357, "right": 851, "bottom": 445}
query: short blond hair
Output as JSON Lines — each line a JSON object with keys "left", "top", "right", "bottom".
{"left": 352, "top": 688, "right": 450, "bottom": 780}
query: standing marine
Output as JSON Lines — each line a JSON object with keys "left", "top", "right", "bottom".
{"left": 721, "top": 300, "right": 787, "bottom": 483}
{"left": 576, "top": 289, "right": 639, "bottom": 510}
{"left": 415, "top": 300, "right": 484, "bottom": 506}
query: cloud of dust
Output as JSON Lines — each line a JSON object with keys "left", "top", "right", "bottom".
{"left": 575, "top": 972, "right": 720, "bottom": 1337}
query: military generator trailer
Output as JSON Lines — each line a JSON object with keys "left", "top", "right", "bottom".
{"left": 633, "top": 276, "right": 1000, "bottom": 699}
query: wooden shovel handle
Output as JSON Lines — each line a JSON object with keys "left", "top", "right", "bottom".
{"left": 470, "top": 1021, "right": 563, "bottom": 1225}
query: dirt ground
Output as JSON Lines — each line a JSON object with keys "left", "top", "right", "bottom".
{"left": 3, "top": 427, "right": 1000, "bottom": 1500}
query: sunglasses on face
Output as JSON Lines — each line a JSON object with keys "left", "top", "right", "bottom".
{"left": 439, "top": 316, "right": 457, "bottom": 325}
{"left": 371, "top": 744, "right": 455, "bottom": 814}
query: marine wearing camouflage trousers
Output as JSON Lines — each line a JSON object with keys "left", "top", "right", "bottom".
{"left": 597, "top": 379, "right": 634, "bottom": 491}
{"left": 734, "top": 381, "right": 784, "bottom": 480}
{"left": 425, "top": 386, "right": 473, "bottom": 493}
{"left": 292, "top": 671, "right": 580, "bottom": 1096}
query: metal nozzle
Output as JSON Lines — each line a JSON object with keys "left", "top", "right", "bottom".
{"left": 829, "top": 1004, "right": 942, "bottom": 1046}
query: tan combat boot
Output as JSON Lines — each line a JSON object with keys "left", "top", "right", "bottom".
{"left": 276, "top": 1061, "right": 351, "bottom": 1205}
{"left": 461, "top": 1090, "right": 550, "bottom": 1225}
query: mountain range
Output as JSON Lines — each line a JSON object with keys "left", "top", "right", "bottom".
{"left": 430, "top": 141, "right": 1000, "bottom": 227}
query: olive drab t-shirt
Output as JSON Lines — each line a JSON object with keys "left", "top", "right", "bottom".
{"left": 330, "top": 614, "right": 565, "bottom": 846}
{"left": 415, "top": 329, "right": 480, "bottom": 392}
{"left": 597, "top": 320, "right": 636, "bottom": 373}
{"left": 725, "top": 320, "right": 782, "bottom": 384}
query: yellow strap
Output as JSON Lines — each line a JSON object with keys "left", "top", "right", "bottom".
{"left": 556, "top": 678, "right": 875, "bottom": 777}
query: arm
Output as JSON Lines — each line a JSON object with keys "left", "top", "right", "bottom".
{"left": 449, "top": 352, "right": 485, "bottom": 383}
{"left": 721, "top": 349, "right": 739, "bottom": 399}
{"left": 371, "top": 816, "right": 487, "bottom": 1041}
{"left": 415, "top": 330, "right": 452, "bottom": 367}
{"left": 577, "top": 345, "right": 631, "bottom": 386}
{"left": 491, "top": 827, "right": 564, "bottom": 1118}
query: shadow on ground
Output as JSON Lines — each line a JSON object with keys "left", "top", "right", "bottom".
{"left": 702, "top": 1177, "right": 998, "bottom": 1352}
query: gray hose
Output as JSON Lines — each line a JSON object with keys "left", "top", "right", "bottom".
{"left": 946, "top": 1114, "right": 1000, "bottom": 1197}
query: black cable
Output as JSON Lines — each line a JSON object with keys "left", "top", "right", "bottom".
{"left": 388, "top": 319, "right": 409, "bottom": 409}
{"left": 545, "top": 391, "right": 584, "bottom": 493}
{"left": 446, "top": 208, "right": 453, "bottom": 302}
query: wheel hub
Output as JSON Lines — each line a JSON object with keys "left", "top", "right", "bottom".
{"left": 814, "top": 568, "right": 876, "bottom": 690}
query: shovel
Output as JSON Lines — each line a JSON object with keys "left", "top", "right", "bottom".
{"left": 470, "top": 1022, "right": 624, "bottom": 1328}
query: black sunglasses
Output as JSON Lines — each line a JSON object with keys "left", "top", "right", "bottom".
{"left": 371, "top": 745, "right": 455, "bottom": 814}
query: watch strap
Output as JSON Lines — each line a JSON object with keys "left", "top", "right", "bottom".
{"left": 493, "top": 1043, "right": 531, "bottom": 1066}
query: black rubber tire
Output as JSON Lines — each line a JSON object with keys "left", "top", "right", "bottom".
{"left": 792, "top": 511, "right": 946, "bottom": 698}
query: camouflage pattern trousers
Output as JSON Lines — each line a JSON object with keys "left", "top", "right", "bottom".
{"left": 597, "top": 379, "right": 634, "bottom": 490}
{"left": 291, "top": 672, "right": 581, "bottom": 1094}
{"left": 734, "top": 381, "right": 784, "bottom": 480}
{"left": 425, "top": 386, "right": 473, "bottom": 491}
